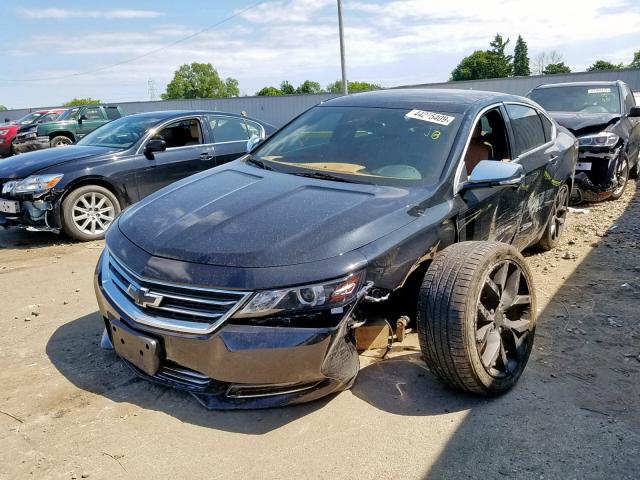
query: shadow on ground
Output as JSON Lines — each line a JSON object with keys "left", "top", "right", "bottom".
{"left": 0, "top": 226, "right": 72, "bottom": 250}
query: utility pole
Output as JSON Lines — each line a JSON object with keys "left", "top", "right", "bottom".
{"left": 148, "top": 79, "right": 157, "bottom": 101}
{"left": 337, "top": 0, "right": 348, "bottom": 95}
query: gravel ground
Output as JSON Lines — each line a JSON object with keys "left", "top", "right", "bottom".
{"left": 0, "top": 181, "right": 638, "bottom": 480}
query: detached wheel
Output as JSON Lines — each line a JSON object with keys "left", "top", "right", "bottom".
{"left": 51, "top": 135, "right": 73, "bottom": 148}
{"left": 61, "top": 185, "right": 120, "bottom": 241}
{"left": 417, "top": 241, "right": 536, "bottom": 395}
{"left": 537, "top": 183, "right": 569, "bottom": 251}
{"left": 609, "top": 154, "right": 629, "bottom": 201}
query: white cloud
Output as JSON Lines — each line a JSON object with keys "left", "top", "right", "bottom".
{"left": 18, "top": 8, "right": 164, "bottom": 20}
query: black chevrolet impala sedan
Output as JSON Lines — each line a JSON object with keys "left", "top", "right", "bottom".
{"left": 0, "top": 111, "right": 274, "bottom": 240}
{"left": 95, "top": 89, "right": 577, "bottom": 409}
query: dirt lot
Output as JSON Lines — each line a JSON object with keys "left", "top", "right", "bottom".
{"left": 1, "top": 182, "right": 639, "bottom": 480}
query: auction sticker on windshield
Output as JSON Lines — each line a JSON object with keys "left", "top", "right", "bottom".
{"left": 588, "top": 88, "right": 611, "bottom": 94}
{"left": 405, "top": 110, "right": 455, "bottom": 126}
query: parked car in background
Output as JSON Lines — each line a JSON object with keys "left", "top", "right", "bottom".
{"left": 529, "top": 81, "right": 640, "bottom": 202}
{"left": 12, "top": 104, "right": 123, "bottom": 154}
{"left": 94, "top": 89, "right": 577, "bottom": 409}
{"left": 0, "top": 109, "right": 67, "bottom": 157}
{"left": 0, "top": 110, "right": 274, "bottom": 240}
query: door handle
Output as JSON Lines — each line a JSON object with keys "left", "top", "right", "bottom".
{"left": 549, "top": 155, "right": 559, "bottom": 165}
{"left": 199, "top": 153, "right": 213, "bottom": 161}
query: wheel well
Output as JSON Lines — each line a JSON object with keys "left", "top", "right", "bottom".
{"left": 49, "top": 131, "right": 75, "bottom": 142}
{"left": 60, "top": 178, "right": 124, "bottom": 209}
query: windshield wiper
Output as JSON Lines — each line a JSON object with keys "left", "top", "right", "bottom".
{"left": 290, "top": 171, "right": 372, "bottom": 184}
{"left": 245, "top": 156, "right": 272, "bottom": 170}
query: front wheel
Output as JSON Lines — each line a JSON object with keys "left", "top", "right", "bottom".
{"left": 417, "top": 241, "right": 536, "bottom": 395}
{"left": 609, "top": 154, "right": 629, "bottom": 201}
{"left": 51, "top": 135, "right": 73, "bottom": 148}
{"left": 61, "top": 185, "right": 120, "bottom": 241}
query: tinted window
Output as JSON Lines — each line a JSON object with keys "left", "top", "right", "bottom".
{"left": 105, "top": 107, "right": 121, "bottom": 120}
{"left": 539, "top": 113, "right": 554, "bottom": 142}
{"left": 529, "top": 85, "right": 621, "bottom": 114}
{"left": 623, "top": 86, "right": 636, "bottom": 113}
{"left": 154, "top": 119, "right": 202, "bottom": 148}
{"left": 245, "top": 120, "right": 263, "bottom": 138}
{"left": 83, "top": 107, "right": 104, "bottom": 121}
{"left": 253, "top": 106, "right": 461, "bottom": 186}
{"left": 506, "top": 105, "right": 546, "bottom": 156}
{"left": 77, "top": 115, "right": 166, "bottom": 149}
{"left": 209, "top": 116, "right": 249, "bottom": 142}
{"left": 57, "top": 108, "right": 80, "bottom": 121}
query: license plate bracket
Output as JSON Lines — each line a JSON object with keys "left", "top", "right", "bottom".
{"left": 110, "top": 318, "right": 162, "bottom": 376}
{"left": 0, "top": 198, "right": 20, "bottom": 214}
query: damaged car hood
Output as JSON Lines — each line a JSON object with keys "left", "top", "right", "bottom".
{"left": 548, "top": 112, "right": 619, "bottom": 133}
{"left": 0, "top": 145, "right": 119, "bottom": 179}
{"left": 118, "top": 163, "right": 425, "bottom": 268}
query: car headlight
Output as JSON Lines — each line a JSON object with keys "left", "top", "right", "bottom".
{"left": 235, "top": 272, "right": 364, "bottom": 318}
{"left": 0, "top": 129, "right": 9, "bottom": 136}
{"left": 578, "top": 132, "right": 619, "bottom": 148}
{"left": 3, "top": 174, "right": 64, "bottom": 195}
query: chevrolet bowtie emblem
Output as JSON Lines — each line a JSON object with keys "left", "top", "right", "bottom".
{"left": 127, "top": 285, "right": 163, "bottom": 309}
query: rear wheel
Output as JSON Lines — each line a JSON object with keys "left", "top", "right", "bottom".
{"left": 51, "top": 135, "right": 73, "bottom": 148}
{"left": 417, "top": 241, "right": 536, "bottom": 395}
{"left": 537, "top": 183, "right": 569, "bottom": 251}
{"left": 61, "top": 185, "right": 120, "bottom": 241}
{"left": 609, "top": 154, "right": 629, "bottom": 200}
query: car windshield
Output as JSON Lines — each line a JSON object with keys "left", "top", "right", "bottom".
{"left": 38, "top": 112, "right": 61, "bottom": 123}
{"left": 77, "top": 115, "right": 165, "bottom": 149}
{"left": 530, "top": 86, "right": 621, "bottom": 114}
{"left": 16, "top": 112, "right": 43, "bottom": 125}
{"left": 56, "top": 108, "right": 81, "bottom": 121}
{"left": 252, "top": 106, "right": 461, "bottom": 186}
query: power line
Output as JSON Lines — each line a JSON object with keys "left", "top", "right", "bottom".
{"left": 0, "top": 0, "right": 268, "bottom": 83}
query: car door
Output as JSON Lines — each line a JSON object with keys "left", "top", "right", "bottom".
{"left": 504, "top": 103, "right": 558, "bottom": 249}
{"left": 207, "top": 115, "right": 252, "bottom": 166}
{"left": 77, "top": 106, "right": 107, "bottom": 139}
{"left": 456, "top": 105, "right": 527, "bottom": 245}
{"left": 135, "top": 116, "right": 215, "bottom": 200}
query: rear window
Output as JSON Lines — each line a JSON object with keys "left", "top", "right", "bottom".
{"left": 530, "top": 85, "right": 621, "bottom": 114}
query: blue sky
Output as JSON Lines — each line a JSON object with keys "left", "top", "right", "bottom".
{"left": 1, "top": 0, "right": 639, "bottom": 108}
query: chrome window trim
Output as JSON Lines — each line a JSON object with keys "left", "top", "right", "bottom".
{"left": 101, "top": 249, "right": 252, "bottom": 335}
{"left": 135, "top": 115, "right": 208, "bottom": 155}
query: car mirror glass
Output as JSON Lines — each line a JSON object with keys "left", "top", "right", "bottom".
{"left": 462, "top": 160, "right": 525, "bottom": 191}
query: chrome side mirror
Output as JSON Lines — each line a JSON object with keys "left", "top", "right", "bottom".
{"left": 462, "top": 160, "right": 525, "bottom": 190}
{"left": 247, "top": 135, "right": 262, "bottom": 153}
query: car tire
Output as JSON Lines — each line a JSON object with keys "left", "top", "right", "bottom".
{"left": 51, "top": 135, "right": 73, "bottom": 148}
{"left": 417, "top": 241, "right": 536, "bottom": 396}
{"left": 536, "top": 183, "right": 569, "bottom": 251}
{"left": 609, "top": 154, "right": 629, "bottom": 201}
{"left": 61, "top": 185, "right": 121, "bottom": 241}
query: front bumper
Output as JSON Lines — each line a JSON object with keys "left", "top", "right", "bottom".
{"left": 94, "top": 250, "right": 361, "bottom": 409}
{"left": 572, "top": 147, "right": 622, "bottom": 202}
{"left": 12, "top": 136, "right": 50, "bottom": 154}
{"left": 0, "top": 195, "right": 62, "bottom": 232}
{"left": 0, "top": 138, "right": 12, "bottom": 156}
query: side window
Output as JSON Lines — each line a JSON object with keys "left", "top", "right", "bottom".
{"left": 209, "top": 116, "right": 249, "bottom": 142}
{"left": 463, "top": 108, "right": 511, "bottom": 175}
{"left": 245, "top": 120, "right": 263, "bottom": 138}
{"left": 623, "top": 86, "right": 636, "bottom": 113}
{"left": 83, "top": 107, "right": 104, "bottom": 121}
{"left": 105, "top": 107, "right": 121, "bottom": 120}
{"left": 153, "top": 119, "right": 203, "bottom": 149}
{"left": 539, "top": 113, "right": 554, "bottom": 142}
{"left": 506, "top": 104, "right": 546, "bottom": 157}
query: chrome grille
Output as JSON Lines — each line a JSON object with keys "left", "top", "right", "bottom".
{"left": 102, "top": 250, "right": 251, "bottom": 334}
{"left": 155, "top": 363, "right": 212, "bottom": 392}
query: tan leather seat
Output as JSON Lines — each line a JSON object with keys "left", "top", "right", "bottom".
{"left": 464, "top": 123, "right": 492, "bottom": 175}
{"left": 185, "top": 124, "right": 201, "bottom": 146}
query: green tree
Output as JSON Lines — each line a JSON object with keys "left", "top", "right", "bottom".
{"left": 513, "top": 35, "right": 530, "bottom": 76}
{"left": 0, "top": 105, "right": 7, "bottom": 111}
{"left": 63, "top": 98, "right": 101, "bottom": 107}
{"left": 489, "top": 33, "right": 512, "bottom": 77}
{"left": 296, "top": 80, "right": 323, "bottom": 94}
{"left": 326, "top": 80, "right": 381, "bottom": 93}
{"left": 587, "top": 60, "right": 623, "bottom": 71}
{"left": 279, "top": 81, "right": 296, "bottom": 95}
{"left": 161, "top": 62, "right": 239, "bottom": 100}
{"left": 543, "top": 62, "right": 571, "bottom": 74}
{"left": 451, "top": 50, "right": 502, "bottom": 81}
{"left": 629, "top": 50, "right": 640, "bottom": 68}
{"left": 256, "top": 86, "right": 283, "bottom": 96}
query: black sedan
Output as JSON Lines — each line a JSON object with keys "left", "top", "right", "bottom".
{"left": 95, "top": 89, "right": 577, "bottom": 409}
{"left": 0, "top": 111, "right": 274, "bottom": 240}
{"left": 529, "top": 81, "right": 640, "bottom": 202}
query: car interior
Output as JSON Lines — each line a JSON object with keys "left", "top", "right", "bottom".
{"left": 154, "top": 119, "right": 203, "bottom": 148}
{"left": 210, "top": 117, "right": 249, "bottom": 143}
{"left": 463, "top": 108, "right": 510, "bottom": 176}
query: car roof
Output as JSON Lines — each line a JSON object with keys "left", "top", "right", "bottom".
{"left": 533, "top": 81, "right": 622, "bottom": 90}
{"left": 125, "top": 110, "right": 268, "bottom": 124}
{"left": 321, "top": 88, "right": 532, "bottom": 113}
